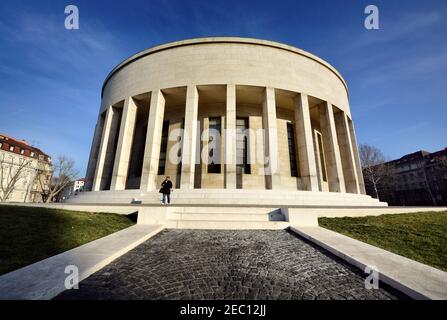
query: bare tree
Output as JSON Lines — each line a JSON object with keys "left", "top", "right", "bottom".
{"left": 0, "top": 153, "right": 32, "bottom": 202}
{"left": 39, "top": 156, "right": 78, "bottom": 203}
{"left": 359, "top": 144, "right": 395, "bottom": 200}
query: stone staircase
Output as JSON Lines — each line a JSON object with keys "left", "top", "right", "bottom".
{"left": 163, "top": 206, "right": 289, "bottom": 230}
{"left": 67, "top": 189, "right": 388, "bottom": 230}
{"left": 67, "top": 189, "right": 387, "bottom": 207}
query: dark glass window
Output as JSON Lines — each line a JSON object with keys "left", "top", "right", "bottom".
{"left": 287, "top": 123, "right": 298, "bottom": 177}
{"left": 208, "top": 117, "right": 221, "bottom": 174}
{"left": 236, "top": 118, "right": 251, "bottom": 174}
{"left": 157, "top": 121, "right": 169, "bottom": 175}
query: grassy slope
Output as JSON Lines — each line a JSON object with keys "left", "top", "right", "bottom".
{"left": 319, "top": 211, "right": 447, "bottom": 271}
{"left": 0, "top": 205, "right": 135, "bottom": 275}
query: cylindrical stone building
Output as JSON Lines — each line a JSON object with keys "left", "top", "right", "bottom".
{"left": 75, "top": 37, "right": 385, "bottom": 207}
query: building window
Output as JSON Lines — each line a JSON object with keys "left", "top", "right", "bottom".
{"left": 207, "top": 117, "right": 221, "bottom": 174}
{"left": 9, "top": 146, "right": 14, "bottom": 152}
{"left": 20, "top": 149, "right": 25, "bottom": 155}
{"left": 0, "top": 142, "right": 2, "bottom": 149}
{"left": 157, "top": 121, "right": 169, "bottom": 175}
{"left": 30, "top": 152, "right": 35, "bottom": 157}
{"left": 287, "top": 123, "right": 299, "bottom": 177}
{"left": 236, "top": 118, "right": 251, "bottom": 174}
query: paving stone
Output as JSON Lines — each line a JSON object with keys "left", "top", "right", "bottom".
{"left": 55, "top": 229, "right": 407, "bottom": 300}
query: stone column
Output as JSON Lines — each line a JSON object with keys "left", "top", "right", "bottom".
{"left": 225, "top": 84, "right": 237, "bottom": 189}
{"left": 85, "top": 112, "right": 105, "bottom": 191}
{"left": 319, "top": 102, "right": 346, "bottom": 193}
{"left": 262, "top": 87, "right": 280, "bottom": 189}
{"left": 110, "top": 97, "right": 138, "bottom": 191}
{"left": 180, "top": 85, "right": 199, "bottom": 189}
{"left": 92, "top": 106, "right": 114, "bottom": 191}
{"left": 200, "top": 116, "right": 209, "bottom": 183}
{"left": 294, "top": 93, "right": 319, "bottom": 191}
{"left": 140, "top": 90, "right": 166, "bottom": 191}
{"left": 348, "top": 118, "right": 366, "bottom": 194}
{"left": 335, "top": 111, "right": 360, "bottom": 194}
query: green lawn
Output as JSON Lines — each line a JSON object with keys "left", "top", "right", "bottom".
{"left": 0, "top": 205, "right": 135, "bottom": 276}
{"left": 319, "top": 211, "right": 447, "bottom": 271}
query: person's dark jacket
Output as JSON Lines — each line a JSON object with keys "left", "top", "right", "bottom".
{"left": 161, "top": 179, "right": 173, "bottom": 194}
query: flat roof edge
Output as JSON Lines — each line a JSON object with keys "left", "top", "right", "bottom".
{"left": 101, "top": 37, "right": 349, "bottom": 99}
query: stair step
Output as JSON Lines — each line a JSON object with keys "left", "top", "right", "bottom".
{"left": 168, "top": 213, "right": 284, "bottom": 222}
{"left": 165, "top": 220, "right": 290, "bottom": 230}
{"left": 173, "top": 207, "right": 281, "bottom": 214}
{"left": 67, "top": 190, "right": 388, "bottom": 207}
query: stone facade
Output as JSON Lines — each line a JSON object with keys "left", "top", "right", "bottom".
{"left": 58, "top": 178, "right": 85, "bottom": 202}
{"left": 0, "top": 134, "right": 52, "bottom": 203}
{"left": 81, "top": 38, "right": 373, "bottom": 205}
{"left": 371, "top": 148, "right": 447, "bottom": 206}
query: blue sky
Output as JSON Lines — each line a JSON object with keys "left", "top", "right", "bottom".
{"left": 0, "top": 0, "right": 446, "bottom": 175}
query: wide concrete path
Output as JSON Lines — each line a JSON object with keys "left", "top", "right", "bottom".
{"left": 0, "top": 224, "right": 163, "bottom": 300}
{"left": 56, "top": 229, "right": 406, "bottom": 300}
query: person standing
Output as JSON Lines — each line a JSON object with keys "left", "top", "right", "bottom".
{"left": 160, "top": 176, "right": 173, "bottom": 205}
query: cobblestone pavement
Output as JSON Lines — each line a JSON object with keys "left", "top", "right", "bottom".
{"left": 56, "top": 229, "right": 406, "bottom": 300}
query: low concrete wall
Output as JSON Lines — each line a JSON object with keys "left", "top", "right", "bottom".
{"left": 281, "top": 208, "right": 319, "bottom": 226}
{"left": 309, "top": 206, "right": 447, "bottom": 218}
{"left": 284, "top": 206, "right": 446, "bottom": 226}
{"left": 137, "top": 207, "right": 169, "bottom": 225}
